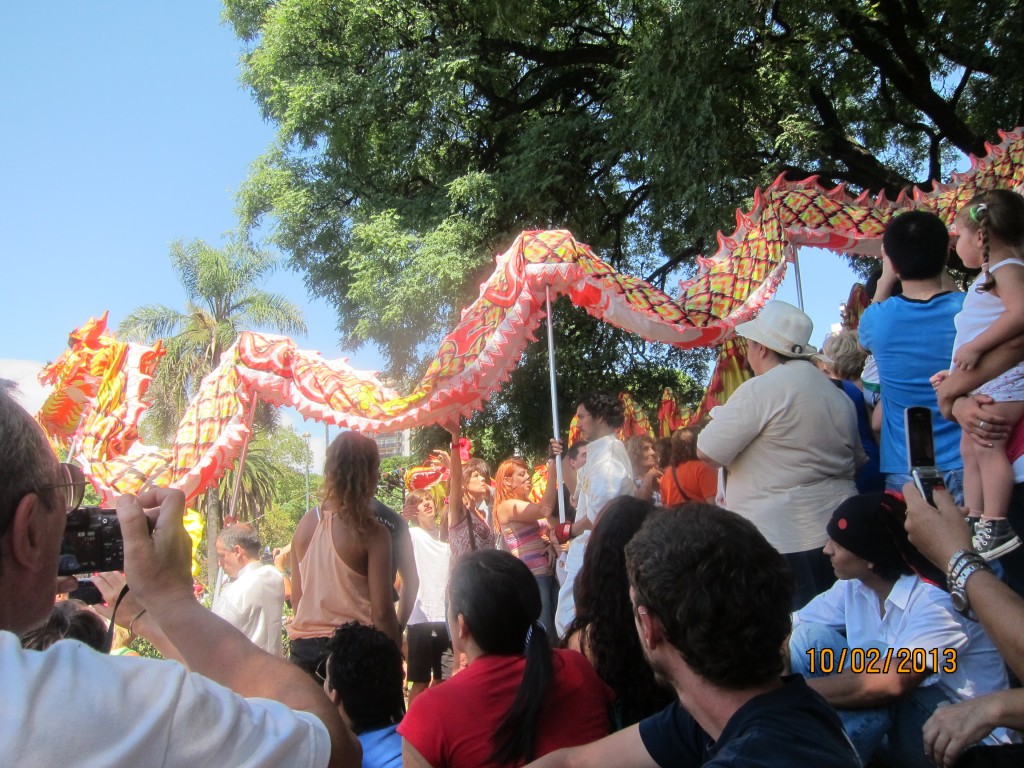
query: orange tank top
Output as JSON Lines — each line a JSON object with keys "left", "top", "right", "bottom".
{"left": 289, "top": 506, "right": 373, "bottom": 639}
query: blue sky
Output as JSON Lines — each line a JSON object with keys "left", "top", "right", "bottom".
{"left": 0, "top": 2, "right": 859, "bottom": 441}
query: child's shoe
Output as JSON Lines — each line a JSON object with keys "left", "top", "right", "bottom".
{"left": 972, "top": 518, "right": 1022, "bottom": 560}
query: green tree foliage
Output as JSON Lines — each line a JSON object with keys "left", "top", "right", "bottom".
{"left": 377, "top": 454, "right": 411, "bottom": 511}
{"left": 222, "top": 0, "right": 1023, "bottom": 435}
{"left": 119, "top": 237, "right": 308, "bottom": 585}
{"left": 253, "top": 426, "right": 320, "bottom": 550}
{"left": 218, "top": 448, "right": 280, "bottom": 524}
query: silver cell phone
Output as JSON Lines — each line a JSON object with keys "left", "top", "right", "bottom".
{"left": 905, "top": 406, "right": 945, "bottom": 505}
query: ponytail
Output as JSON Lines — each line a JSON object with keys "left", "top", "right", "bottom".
{"left": 490, "top": 620, "right": 554, "bottom": 765}
{"left": 449, "top": 550, "right": 553, "bottom": 765}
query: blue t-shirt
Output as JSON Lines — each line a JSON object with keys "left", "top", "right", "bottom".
{"left": 359, "top": 724, "right": 402, "bottom": 768}
{"left": 638, "top": 676, "right": 859, "bottom": 767}
{"left": 858, "top": 292, "right": 965, "bottom": 473}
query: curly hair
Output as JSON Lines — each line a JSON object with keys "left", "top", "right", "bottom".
{"left": 561, "top": 496, "right": 671, "bottom": 726}
{"left": 325, "top": 621, "right": 406, "bottom": 733}
{"left": 577, "top": 391, "right": 625, "bottom": 429}
{"left": 625, "top": 435, "right": 655, "bottom": 477}
{"left": 822, "top": 331, "right": 867, "bottom": 381}
{"left": 626, "top": 504, "right": 794, "bottom": 690}
{"left": 321, "top": 431, "right": 380, "bottom": 534}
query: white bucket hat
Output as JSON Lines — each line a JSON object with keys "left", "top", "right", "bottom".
{"left": 734, "top": 300, "right": 817, "bottom": 359}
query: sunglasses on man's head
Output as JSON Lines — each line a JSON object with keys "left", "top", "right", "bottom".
{"left": 38, "top": 462, "right": 87, "bottom": 514}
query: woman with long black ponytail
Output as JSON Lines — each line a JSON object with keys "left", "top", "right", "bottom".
{"left": 399, "top": 549, "right": 614, "bottom": 767}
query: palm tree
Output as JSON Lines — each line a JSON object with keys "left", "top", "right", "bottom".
{"left": 219, "top": 448, "right": 280, "bottom": 526}
{"left": 120, "top": 236, "right": 308, "bottom": 586}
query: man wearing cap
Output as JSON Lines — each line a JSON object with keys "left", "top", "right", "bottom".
{"left": 697, "top": 300, "right": 864, "bottom": 607}
{"left": 790, "top": 492, "right": 1012, "bottom": 768}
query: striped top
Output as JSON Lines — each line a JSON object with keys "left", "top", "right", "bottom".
{"left": 500, "top": 519, "right": 554, "bottom": 577}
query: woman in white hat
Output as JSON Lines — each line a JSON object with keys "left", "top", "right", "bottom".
{"left": 697, "top": 301, "right": 866, "bottom": 608}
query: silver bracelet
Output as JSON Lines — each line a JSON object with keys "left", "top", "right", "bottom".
{"left": 947, "top": 549, "right": 986, "bottom": 591}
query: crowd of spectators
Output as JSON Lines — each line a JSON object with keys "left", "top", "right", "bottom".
{"left": 8, "top": 193, "right": 1024, "bottom": 768}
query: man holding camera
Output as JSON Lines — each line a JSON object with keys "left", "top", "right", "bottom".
{"left": 0, "top": 382, "right": 359, "bottom": 767}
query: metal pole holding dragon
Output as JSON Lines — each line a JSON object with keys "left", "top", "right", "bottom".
{"left": 545, "top": 286, "right": 567, "bottom": 524}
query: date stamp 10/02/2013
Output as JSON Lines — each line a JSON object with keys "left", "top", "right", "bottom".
{"left": 805, "top": 647, "right": 957, "bottom": 675}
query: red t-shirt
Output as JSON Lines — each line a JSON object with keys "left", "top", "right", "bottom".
{"left": 659, "top": 460, "right": 718, "bottom": 507}
{"left": 398, "top": 649, "right": 613, "bottom": 768}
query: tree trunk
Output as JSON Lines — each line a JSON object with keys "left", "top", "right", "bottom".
{"left": 205, "top": 487, "right": 222, "bottom": 591}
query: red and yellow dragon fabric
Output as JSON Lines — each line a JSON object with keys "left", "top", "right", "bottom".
{"left": 38, "top": 128, "right": 1024, "bottom": 504}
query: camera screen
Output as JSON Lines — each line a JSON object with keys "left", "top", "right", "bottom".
{"left": 59, "top": 508, "right": 123, "bottom": 576}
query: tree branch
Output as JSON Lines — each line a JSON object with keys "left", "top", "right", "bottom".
{"left": 645, "top": 243, "right": 704, "bottom": 292}
{"left": 470, "top": 66, "right": 606, "bottom": 116}
{"left": 481, "top": 37, "right": 622, "bottom": 69}
{"left": 950, "top": 67, "right": 972, "bottom": 110}
{"left": 836, "top": 6, "right": 986, "bottom": 155}
{"left": 807, "top": 83, "right": 914, "bottom": 193}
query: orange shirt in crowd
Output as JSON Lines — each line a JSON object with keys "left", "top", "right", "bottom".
{"left": 660, "top": 460, "right": 717, "bottom": 506}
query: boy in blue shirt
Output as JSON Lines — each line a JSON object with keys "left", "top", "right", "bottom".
{"left": 859, "top": 210, "right": 965, "bottom": 502}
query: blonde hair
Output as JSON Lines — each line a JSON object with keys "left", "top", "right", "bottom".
{"left": 822, "top": 331, "right": 867, "bottom": 381}
{"left": 625, "top": 435, "right": 655, "bottom": 475}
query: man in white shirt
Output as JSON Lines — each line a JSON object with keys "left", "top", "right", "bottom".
{"left": 789, "top": 492, "right": 1012, "bottom": 768}
{"left": 213, "top": 523, "right": 286, "bottom": 655}
{"left": 554, "top": 390, "right": 634, "bottom": 637}
{"left": 0, "top": 381, "right": 359, "bottom": 767}
{"left": 698, "top": 300, "right": 863, "bottom": 607}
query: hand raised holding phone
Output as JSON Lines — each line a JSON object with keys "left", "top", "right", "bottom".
{"left": 905, "top": 406, "right": 946, "bottom": 506}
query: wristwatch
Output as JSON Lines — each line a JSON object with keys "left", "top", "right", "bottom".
{"left": 947, "top": 549, "right": 992, "bottom": 616}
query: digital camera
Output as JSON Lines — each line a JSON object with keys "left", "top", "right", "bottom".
{"left": 58, "top": 507, "right": 124, "bottom": 576}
